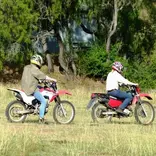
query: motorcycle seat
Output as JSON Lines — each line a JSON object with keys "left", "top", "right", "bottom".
{"left": 91, "top": 93, "right": 109, "bottom": 99}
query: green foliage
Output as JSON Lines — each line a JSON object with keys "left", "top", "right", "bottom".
{"left": 0, "top": 0, "right": 38, "bottom": 43}
{"left": 0, "top": 41, "right": 5, "bottom": 71}
{"left": 77, "top": 42, "right": 156, "bottom": 90}
{"left": 125, "top": 52, "right": 156, "bottom": 90}
{"left": 77, "top": 45, "right": 108, "bottom": 78}
{"left": 5, "top": 50, "right": 33, "bottom": 69}
{"left": 0, "top": 49, "right": 5, "bottom": 71}
{"left": 77, "top": 43, "right": 126, "bottom": 79}
{"left": 0, "top": 0, "right": 156, "bottom": 91}
{"left": 119, "top": 4, "right": 156, "bottom": 61}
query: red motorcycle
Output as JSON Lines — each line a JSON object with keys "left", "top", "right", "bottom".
{"left": 87, "top": 85, "right": 155, "bottom": 125}
{"left": 6, "top": 81, "right": 75, "bottom": 124}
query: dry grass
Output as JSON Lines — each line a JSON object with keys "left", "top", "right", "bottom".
{"left": 0, "top": 72, "right": 156, "bottom": 156}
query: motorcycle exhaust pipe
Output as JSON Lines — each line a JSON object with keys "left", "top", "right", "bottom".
{"left": 102, "top": 111, "right": 117, "bottom": 115}
{"left": 16, "top": 109, "right": 34, "bottom": 115}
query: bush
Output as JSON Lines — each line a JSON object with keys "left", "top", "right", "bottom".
{"left": 77, "top": 43, "right": 126, "bottom": 79}
{"left": 125, "top": 53, "right": 156, "bottom": 90}
{"left": 77, "top": 43, "right": 156, "bottom": 90}
{"left": 77, "top": 45, "right": 108, "bottom": 78}
{"left": 0, "top": 44, "right": 5, "bottom": 71}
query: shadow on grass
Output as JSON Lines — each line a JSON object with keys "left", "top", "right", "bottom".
{"left": 89, "top": 120, "right": 137, "bottom": 126}
{"left": 25, "top": 118, "right": 76, "bottom": 126}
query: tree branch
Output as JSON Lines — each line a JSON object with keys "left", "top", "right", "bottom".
{"left": 106, "top": 0, "right": 129, "bottom": 52}
{"left": 106, "top": 0, "right": 118, "bottom": 52}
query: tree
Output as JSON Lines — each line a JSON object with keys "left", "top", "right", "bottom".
{"left": 0, "top": 0, "right": 38, "bottom": 43}
{"left": 0, "top": 0, "right": 39, "bottom": 70}
{"left": 106, "top": 0, "right": 131, "bottom": 52}
{"left": 31, "top": 0, "right": 80, "bottom": 76}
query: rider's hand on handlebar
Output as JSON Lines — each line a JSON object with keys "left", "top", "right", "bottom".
{"left": 51, "top": 78, "right": 57, "bottom": 83}
{"left": 134, "top": 83, "right": 139, "bottom": 86}
{"left": 46, "top": 76, "right": 57, "bottom": 83}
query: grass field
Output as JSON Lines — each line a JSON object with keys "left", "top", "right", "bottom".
{"left": 0, "top": 73, "right": 156, "bottom": 156}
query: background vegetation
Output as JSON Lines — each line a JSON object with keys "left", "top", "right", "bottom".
{"left": 0, "top": 0, "right": 156, "bottom": 89}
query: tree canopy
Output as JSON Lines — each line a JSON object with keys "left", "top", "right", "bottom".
{"left": 0, "top": 0, "right": 156, "bottom": 89}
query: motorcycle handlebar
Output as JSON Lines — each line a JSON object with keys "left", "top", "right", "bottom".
{"left": 39, "top": 80, "right": 57, "bottom": 88}
{"left": 119, "top": 83, "right": 138, "bottom": 87}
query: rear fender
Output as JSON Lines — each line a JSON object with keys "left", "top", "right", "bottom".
{"left": 8, "top": 88, "right": 24, "bottom": 99}
{"left": 86, "top": 98, "right": 98, "bottom": 110}
{"left": 8, "top": 88, "right": 22, "bottom": 94}
{"left": 132, "top": 93, "right": 152, "bottom": 104}
{"left": 57, "top": 90, "right": 72, "bottom": 96}
{"left": 7, "top": 88, "right": 35, "bottom": 104}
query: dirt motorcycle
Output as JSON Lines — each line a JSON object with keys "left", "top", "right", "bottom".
{"left": 5, "top": 81, "right": 75, "bottom": 124}
{"left": 87, "top": 85, "right": 155, "bottom": 125}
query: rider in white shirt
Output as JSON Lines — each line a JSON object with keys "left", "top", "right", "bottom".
{"left": 106, "top": 62, "right": 138, "bottom": 114}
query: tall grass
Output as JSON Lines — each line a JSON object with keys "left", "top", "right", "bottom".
{"left": 0, "top": 76, "right": 156, "bottom": 156}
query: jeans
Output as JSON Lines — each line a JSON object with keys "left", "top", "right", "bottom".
{"left": 108, "top": 90, "right": 133, "bottom": 109}
{"left": 33, "top": 91, "right": 47, "bottom": 118}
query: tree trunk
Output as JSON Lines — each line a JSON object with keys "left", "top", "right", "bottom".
{"left": 106, "top": 0, "right": 118, "bottom": 53}
{"left": 46, "top": 53, "right": 54, "bottom": 73}
{"left": 71, "top": 60, "right": 77, "bottom": 76}
{"left": 58, "top": 40, "right": 69, "bottom": 75}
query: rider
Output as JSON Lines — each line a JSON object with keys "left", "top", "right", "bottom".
{"left": 21, "top": 54, "right": 57, "bottom": 123}
{"left": 106, "top": 61, "right": 138, "bottom": 114}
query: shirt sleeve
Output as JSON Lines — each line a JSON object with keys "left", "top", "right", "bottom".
{"left": 116, "top": 72, "right": 136, "bottom": 85}
{"left": 31, "top": 66, "right": 46, "bottom": 80}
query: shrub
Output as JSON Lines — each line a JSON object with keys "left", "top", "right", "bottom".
{"left": 77, "top": 43, "right": 126, "bottom": 79}
{"left": 77, "top": 43, "right": 156, "bottom": 90}
{"left": 125, "top": 53, "right": 156, "bottom": 90}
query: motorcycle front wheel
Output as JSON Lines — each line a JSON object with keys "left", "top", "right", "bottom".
{"left": 134, "top": 100, "right": 155, "bottom": 125}
{"left": 53, "top": 100, "right": 75, "bottom": 124}
{"left": 5, "top": 100, "right": 27, "bottom": 123}
{"left": 91, "top": 102, "right": 112, "bottom": 123}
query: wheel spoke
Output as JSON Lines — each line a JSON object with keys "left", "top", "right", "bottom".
{"left": 91, "top": 103, "right": 112, "bottom": 123}
{"left": 135, "top": 101, "right": 155, "bottom": 125}
{"left": 6, "top": 100, "right": 27, "bottom": 123}
{"left": 140, "top": 104, "right": 148, "bottom": 117}
{"left": 53, "top": 100, "right": 75, "bottom": 124}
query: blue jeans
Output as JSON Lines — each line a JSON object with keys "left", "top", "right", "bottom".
{"left": 33, "top": 91, "right": 47, "bottom": 118}
{"left": 108, "top": 90, "right": 133, "bottom": 109}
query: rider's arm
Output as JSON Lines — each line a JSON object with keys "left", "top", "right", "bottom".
{"left": 31, "top": 65, "right": 57, "bottom": 82}
{"left": 117, "top": 72, "right": 138, "bottom": 86}
{"left": 31, "top": 65, "right": 46, "bottom": 80}
{"left": 46, "top": 76, "right": 57, "bottom": 82}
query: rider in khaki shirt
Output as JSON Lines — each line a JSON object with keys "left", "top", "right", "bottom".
{"left": 21, "top": 54, "right": 56, "bottom": 123}
{"left": 21, "top": 64, "right": 46, "bottom": 95}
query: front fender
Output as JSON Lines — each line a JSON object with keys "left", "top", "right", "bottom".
{"left": 86, "top": 98, "right": 97, "bottom": 110}
{"left": 57, "top": 90, "right": 72, "bottom": 96}
{"left": 139, "top": 93, "right": 153, "bottom": 100}
{"left": 132, "top": 93, "right": 152, "bottom": 104}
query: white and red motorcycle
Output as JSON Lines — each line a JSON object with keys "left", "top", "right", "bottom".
{"left": 5, "top": 81, "right": 75, "bottom": 124}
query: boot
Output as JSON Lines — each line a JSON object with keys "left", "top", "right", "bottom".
{"left": 116, "top": 108, "right": 128, "bottom": 115}
{"left": 39, "top": 118, "right": 48, "bottom": 124}
{"left": 116, "top": 108, "right": 124, "bottom": 114}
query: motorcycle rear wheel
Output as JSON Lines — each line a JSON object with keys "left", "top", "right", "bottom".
{"left": 53, "top": 100, "right": 75, "bottom": 124}
{"left": 134, "top": 100, "right": 155, "bottom": 125}
{"left": 91, "top": 102, "right": 112, "bottom": 123}
{"left": 5, "top": 100, "right": 27, "bottom": 123}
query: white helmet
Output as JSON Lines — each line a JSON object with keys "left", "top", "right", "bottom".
{"left": 112, "top": 61, "right": 124, "bottom": 73}
{"left": 30, "top": 54, "right": 43, "bottom": 67}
